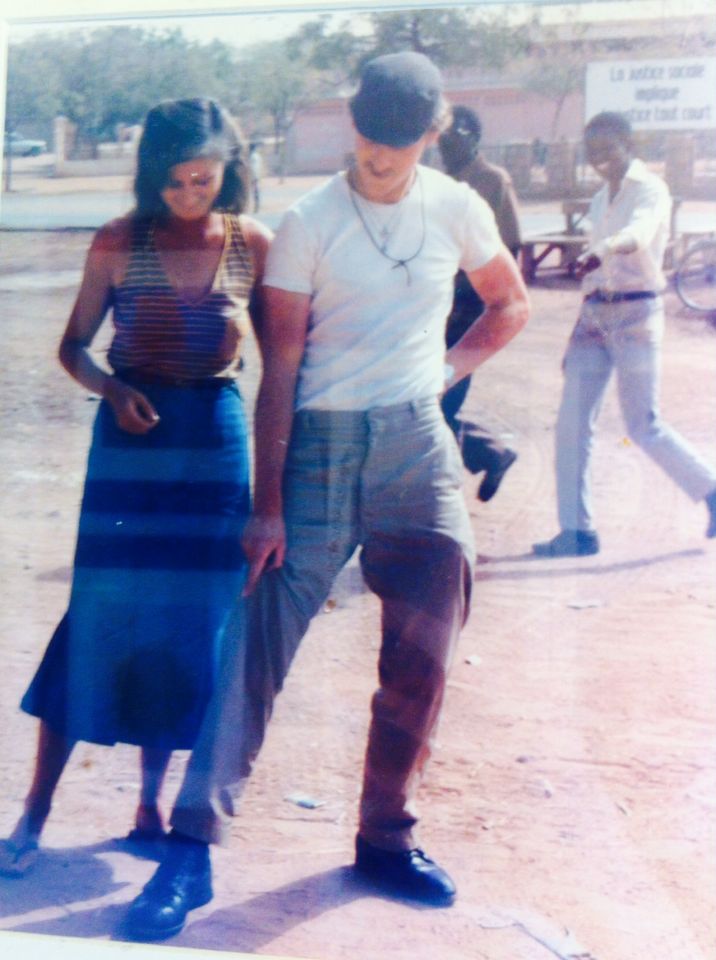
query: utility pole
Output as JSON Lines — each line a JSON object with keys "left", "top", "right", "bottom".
{"left": 3, "top": 127, "right": 13, "bottom": 194}
{"left": 1, "top": 20, "right": 10, "bottom": 196}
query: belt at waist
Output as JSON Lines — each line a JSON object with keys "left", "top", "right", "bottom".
{"left": 585, "top": 290, "right": 659, "bottom": 304}
{"left": 294, "top": 396, "right": 440, "bottom": 434}
{"left": 114, "top": 368, "right": 236, "bottom": 389}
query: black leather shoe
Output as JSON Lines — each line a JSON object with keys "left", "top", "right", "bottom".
{"left": 532, "top": 529, "right": 600, "bottom": 557}
{"left": 354, "top": 835, "right": 456, "bottom": 906}
{"left": 123, "top": 832, "right": 212, "bottom": 941}
{"left": 706, "top": 489, "right": 716, "bottom": 538}
{"left": 477, "top": 449, "right": 518, "bottom": 502}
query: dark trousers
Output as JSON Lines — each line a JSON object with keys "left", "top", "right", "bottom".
{"left": 442, "top": 273, "right": 512, "bottom": 474}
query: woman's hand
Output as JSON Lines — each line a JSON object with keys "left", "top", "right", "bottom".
{"left": 241, "top": 513, "right": 286, "bottom": 595}
{"left": 104, "top": 378, "right": 160, "bottom": 434}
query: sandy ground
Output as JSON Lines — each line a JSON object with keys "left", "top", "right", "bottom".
{"left": 0, "top": 223, "right": 715, "bottom": 960}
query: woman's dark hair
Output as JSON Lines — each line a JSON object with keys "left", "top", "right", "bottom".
{"left": 133, "top": 98, "right": 250, "bottom": 219}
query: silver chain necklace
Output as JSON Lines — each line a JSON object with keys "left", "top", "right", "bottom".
{"left": 347, "top": 169, "right": 426, "bottom": 286}
{"left": 351, "top": 191, "right": 407, "bottom": 253}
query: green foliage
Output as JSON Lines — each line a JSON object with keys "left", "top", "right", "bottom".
{"left": 235, "top": 41, "right": 310, "bottom": 129}
{"left": 366, "top": 8, "right": 529, "bottom": 71}
{"left": 6, "top": 26, "right": 244, "bottom": 152}
{"left": 286, "top": 7, "right": 530, "bottom": 78}
{"left": 6, "top": 34, "right": 65, "bottom": 134}
{"left": 285, "top": 15, "right": 370, "bottom": 79}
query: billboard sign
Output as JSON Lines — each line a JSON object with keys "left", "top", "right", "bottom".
{"left": 585, "top": 58, "right": 716, "bottom": 130}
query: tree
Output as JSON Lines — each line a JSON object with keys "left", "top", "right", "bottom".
{"left": 233, "top": 40, "right": 319, "bottom": 176}
{"left": 523, "top": 57, "right": 586, "bottom": 141}
{"left": 285, "top": 7, "right": 530, "bottom": 81}
{"left": 366, "top": 7, "right": 529, "bottom": 71}
{"left": 521, "top": 11, "right": 589, "bottom": 140}
{"left": 5, "top": 34, "right": 64, "bottom": 138}
{"left": 5, "top": 27, "right": 245, "bottom": 157}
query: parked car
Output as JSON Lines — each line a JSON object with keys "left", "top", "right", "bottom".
{"left": 3, "top": 131, "right": 47, "bottom": 157}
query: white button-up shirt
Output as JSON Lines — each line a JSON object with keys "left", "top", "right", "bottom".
{"left": 583, "top": 158, "right": 672, "bottom": 295}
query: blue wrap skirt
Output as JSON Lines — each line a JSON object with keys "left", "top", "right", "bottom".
{"left": 21, "top": 378, "right": 250, "bottom": 750}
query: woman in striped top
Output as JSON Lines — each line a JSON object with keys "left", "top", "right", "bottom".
{"left": 0, "top": 99, "right": 271, "bottom": 876}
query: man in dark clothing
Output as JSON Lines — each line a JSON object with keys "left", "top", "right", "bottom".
{"left": 439, "top": 105, "right": 521, "bottom": 501}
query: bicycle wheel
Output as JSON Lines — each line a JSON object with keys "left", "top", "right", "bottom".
{"left": 675, "top": 240, "right": 716, "bottom": 313}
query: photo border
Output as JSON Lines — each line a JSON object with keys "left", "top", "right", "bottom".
{"left": 1, "top": 3, "right": 713, "bottom": 960}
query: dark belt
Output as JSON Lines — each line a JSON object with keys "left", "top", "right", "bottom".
{"left": 115, "top": 369, "right": 236, "bottom": 389}
{"left": 585, "top": 290, "right": 659, "bottom": 304}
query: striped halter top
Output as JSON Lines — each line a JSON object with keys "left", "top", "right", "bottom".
{"left": 108, "top": 214, "right": 254, "bottom": 381}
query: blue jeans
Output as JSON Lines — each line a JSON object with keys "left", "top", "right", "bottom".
{"left": 556, "top": 296, "right": 716, "bottom": 533}
{"left": 171, "top": 396, "right": 475, "bottom": 850}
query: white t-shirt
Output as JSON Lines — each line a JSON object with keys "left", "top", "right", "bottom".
{"left": 264, "top": 164, "right": 502, "bottom": 411}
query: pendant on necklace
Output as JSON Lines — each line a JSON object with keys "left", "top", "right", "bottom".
{"left": 348, "top": 167, "right": 424, "bottom": 287}
{"left": 392, "top": 260, "right": 411, "bottom": 286}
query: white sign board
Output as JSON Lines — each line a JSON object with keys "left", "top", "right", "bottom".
{"left": 585, "top": 58, "right": 716, "bottom": 130}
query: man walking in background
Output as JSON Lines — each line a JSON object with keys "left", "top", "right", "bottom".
{"left": 438, "top": 105, "right": 521, "bottom": 502}
{"left": 533, "top": 111, "right": 716, "bottom": 557}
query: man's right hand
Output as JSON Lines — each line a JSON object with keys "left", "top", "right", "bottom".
{"left": 574, "top": 251, "right": 601, "bottom": 280}
{"left": 104, "top": 378, "right": 160, "bottom": 434}
{"left": 241, "top": 513, "right": 286, "bottom": 595}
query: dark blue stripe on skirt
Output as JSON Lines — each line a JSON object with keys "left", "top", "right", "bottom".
{"left": 74, "top": 533, "right": 246, "bottom": 569}
{"left": 80, "top": 479, "right": 245, "bottom": 514}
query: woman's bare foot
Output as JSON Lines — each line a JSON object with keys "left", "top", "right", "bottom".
{"left": 0, "top": 814, "right": 41, "bottom": 877}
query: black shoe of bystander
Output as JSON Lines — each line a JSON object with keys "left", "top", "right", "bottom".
{"left": 532, "top": 529, "right": 600, "bottom": 558}
{"left": 477, "top": 449, "right": 518, "bottom": 502}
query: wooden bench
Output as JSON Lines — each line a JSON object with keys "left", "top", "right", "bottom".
{"left": 562, "top": 198, "right": 590, "bottom": 234}
{"left": 520, "top": 233, "right": 589, "bottom": 283}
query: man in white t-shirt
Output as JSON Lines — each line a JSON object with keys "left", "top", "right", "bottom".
{"left": 533, "top": 111, "right": 716, "bottom": 557}
{"left": 124, "top": 52, "right": 529, "bottom": 941}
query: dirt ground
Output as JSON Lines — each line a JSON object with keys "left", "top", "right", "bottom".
{"left": 1, "top": 225, "right": 715, "bottom": 960}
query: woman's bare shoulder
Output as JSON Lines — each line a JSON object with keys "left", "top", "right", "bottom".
{"left": 237, "top": 214, "right": 273, "bottom": 280}
{"left": 90, "top": 215, "right": 137, "bottom": 254}
{"left": 238, "top": 214, "right": 272, "bottom": 249}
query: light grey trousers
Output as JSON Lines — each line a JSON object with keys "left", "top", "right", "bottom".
{"left": 556, "top": 296, "right": 716, "bottom": 533}
{"left": 171, "top": 396, "right": 475, "bottom": 851}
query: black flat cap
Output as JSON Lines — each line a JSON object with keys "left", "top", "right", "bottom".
{"left": 349, "top": 51, "right": 443, "bottom": 148}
